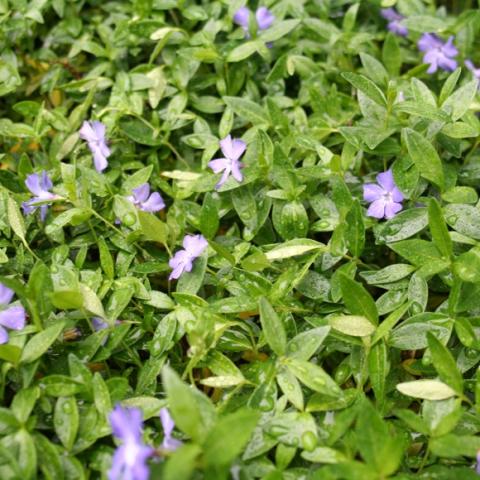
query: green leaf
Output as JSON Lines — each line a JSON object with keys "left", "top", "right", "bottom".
{"left": 259, "top": 297, "right": 287, "bottom": 356}
{"left": 286, "top": 358, "right": 342, "bottom": 397}
{"left": 427, "top": 333, "right": 463, "bottom": 394}
{"left": 375, "top": 208, "right": 428, "bottom": 243}
{"left": 119, "top": 117, "right": 163, "bottom": 146}
{"left": 368, "top": 342, "right": 388, "bottom": 407}
{"left": 11, "top": 387, "right": 39, "bottom": 424}
{"left": 277, "top": 368, "right": 304, "bottom": 410}
{"left": 265, "top": 239, "right": 324, "bottom": 261}
{"left": 402, "top": 128, "right": 444, "bottom": 190}
{"left": 396, "top": 379, "right": 456, "bottom": 400}
{"left": 356, "top": 398, "right": 403, "bottom": 476}
{"left": 441, "top": 79, "right": 479, "bottom": 121}
{"left": 330, "top": 315, "right": 376, "bottom": 337}
{"left": 428, "top": 198, "right": 452, "bottom": 258}
{"left": 259, "top": 19, "right": 300, "bottom": 42}
{"left": 345, "top": 199, "right": 365, "bottom": 258}
{"left": 54, "top": 397, "right": 78, "bottom": 450}
{"left": 0, "top": 344, "right": 22, "bottom": 364}
{"left": 339, "top": 273, "right": 378, "bottom": 325}
{"left": 93, "top": 372, "right": 112, "bottom": 419}
{"left": 162, "top": 365, "right": 216, "bottom": 443}
{"left": 360, "top": 53, "right": 388, "bottom": 87}
{"left": 7, "top": 195, "right": 26, "bottom": 242}
{"left": 382, "top": 33, "right": 401, "bottom": 76}
{"left": 199, "top": 192, "right": 219, "bottom": 239}
{"left": 223, "top": 96, "right": 270, "bottom": 126}
{"left": 163, "top": 444, "right": 202, "bottom": 480}
{"left": 439, "top": 68, "right": 461, "bottom": 105}
{"left": 444, "top": 204, "right": 480, "bottom": 240}
{"left": 20, "top": 321, "right": 65, "bottom": 364}
{"left": 203, "top": 409, "right": 259, "bottom": 467}
{"left": 98, "top": 237, "right": 114, "bottom": 280}
{"left": 138, "top": 211, "right": 169, "bottom": 245}
{"left": 227, "top": 40, "right": 261, "bottom": 62}
{"left": 430, "top": 434, "right": 480, "bottom": 458}
{"left": 389, "top": 239, "right": 448, "bottom": 276}
{"left": 342, "top": 72, "right": 387, "bottom": 107}
{"left": 286, "top": 326, "right": 330, "bottom": 360}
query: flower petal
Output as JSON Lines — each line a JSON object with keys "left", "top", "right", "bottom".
{"left": 79, "top": 121, "right": 96, "bottom": 143}
{"left": 256, "top": 7, "right": 274, "bottom": 30}
{"left": 418, "top": 33, "right": 440, "bottom": 52}
{"left": 384, "top": 201, "right": 403, "bottom": 219}
{"left": 39, "top": 204, "right": 49, "bottom": 222}
{"left": 233, "top": 7, "right": 250, "bottom": 28}
{"left": 0, "top": 326, "right": 8, "bottom": 345}
{"left": 160, "top": 408, "right": 175, "bottom": 437}
{"left": 367, "top": 199, "right": 386, "bottom": 219}
{"left": 109, "top": 405, "right": 143, "bottom": 442}
{"left": 40, "top": 171, "right": 53, "bottom": 191}
{"left": 182, "top": 234, "right": 208, "bottom": 257}
{"left": 363, "top": 183, "right": 384, "bottom": 202}
{"left": 25, "top": 173, "right": 43, "bottom": 196}
{"left": 0, "top": 306, "right": 26, "bottom": 331}
{"left": 132, "top": 184, "right": 150, "bottom": 203}
{"left": 381, "top": 8, "right": 401, "bottom": 22}
{"left": 376, "top": 170, "right": 395, "bottom": 191}
{"left": 91, "top": 120, "right": 106, "bottom": 140}
{"left": 208, "top": 158, "right": 229, "bottom": 174}
{"left": 93, "top": 148, "right": 109, "bottom": 173}
{"left": 140, "top": 192, "right": 165, "bottom": 213}
{"left": 229, "top": 139, "right": 247, "bottom": 161}
{"left": 0, "top": 284, "right": 14, "bottom": 306}
{"left": 219, "top": 135, "right": 234, "bottom": 158}
{"left": 169, "top": 250, "right": 191, "bottom": 280}
{"left": 231, "top": 159, "right": 244, "bottom": 183}
{"left": 391, "top": 186, "right": 404, "bottom": 203}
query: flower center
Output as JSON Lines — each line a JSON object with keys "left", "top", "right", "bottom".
{"left": 383, "top": 191, "right": 393, "bottom": 203}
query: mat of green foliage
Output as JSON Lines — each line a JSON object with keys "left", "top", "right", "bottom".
{"left": 1, "top": 0, "right": 480, "bottom": 479}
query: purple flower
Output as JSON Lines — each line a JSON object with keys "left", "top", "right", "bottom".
{"left": 476, "top": 449, "right": 480, "bottom": 474}
{"left": 22, "top": 171, "right": 57, "bottom": 221}
{"left": 465, "top": 60, "right": 480, "bottom": 84}
{"left": 160, "top": 408, "right": 182, "bottom": 451}
{"left": 363, "top": 170, "right": 403, "bottom": 220}
{"left": 381, "top": 8, "right": 408, "bottom": 37}
{"left": 127, "top": 183, "right": 165, "bottom": 213}
{"left": 0, "top": 283, "right": 26, "bottom": 344}
{"left": 208, "top": 135, "right": 246, "bottom": 189}
{"left": 418, "top": 34, "right": 458, "bottom": 74}
{"left": 256, "top": 7, "right": 275, "bottom": 30}
{"left": 79, "top": 120, "right": 111, "bottom": 173}
{"left": 233, "top": 6, "right": 274, "bottom": 36}
{"left": 169, "top": 234, "right": 208, "bottom": 281}
{"left": 108, "top": 405, "right": 153, "bottom": 480}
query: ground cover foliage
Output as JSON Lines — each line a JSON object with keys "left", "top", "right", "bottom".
{"left": 2, "top": 0, "right": 480, "bottom": 478}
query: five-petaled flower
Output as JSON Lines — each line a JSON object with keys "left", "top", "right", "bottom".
{"left": 0, "top": 283, "right": 26, "bottom": 344}
{"left": 418, "top": 34, "right": 458, "bottom": 74}
{"left": 108, "top": 405, "right": 153, "bottom": 480}
{"left": 363, "top": 170, "right": 403, "bottom": 220}
{"left": 381, "top": 8, "right": 408, "bottom": 37}
{"left": 160, "top": 408, "right": 182, "bottom": 452}
{"left": 169, "top": 234, "right": 208, "bottom": 280}
{"left": 127, "top": 183, "right": 165, "bottom": 213}
{"left": 208, "top": 135, "right": 246, "bottom": 189}
{"left": 22, "top": 171, "right": 57, "bottom": 221}
{"left": 79, "top": 120, "right": 111, "bottom": 173}
{"left": 233, "top": 6, "right": 274, "bottom": 37}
